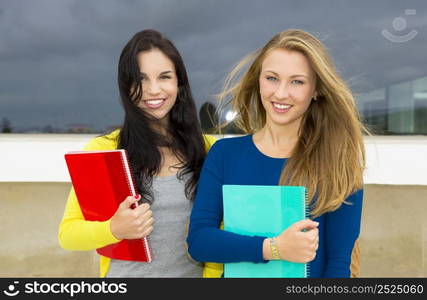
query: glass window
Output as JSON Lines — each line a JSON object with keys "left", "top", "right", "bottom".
{"left": 356, "top": 76, "right": 427, "bottom": 135}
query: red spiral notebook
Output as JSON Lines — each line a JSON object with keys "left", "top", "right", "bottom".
{"left": 64, "top": 149, "right": 152, "bottom": 262}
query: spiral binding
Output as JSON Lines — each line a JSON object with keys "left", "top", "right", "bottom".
{"left": 119, "top": 149, "right": 136, "bottom": 195}
{"left": 304, "top": 186, "right": 310, "bottom": 278}
{"left": 119, "top": 149, "right": 153, "bottom": 263}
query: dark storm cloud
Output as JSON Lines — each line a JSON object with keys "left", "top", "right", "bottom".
{"left": 0, "top": 0, "right": 426, "bottom": 130}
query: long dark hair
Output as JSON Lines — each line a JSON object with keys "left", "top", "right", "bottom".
{"left": 117, "top": 29, "right": 206, "bottom": 202}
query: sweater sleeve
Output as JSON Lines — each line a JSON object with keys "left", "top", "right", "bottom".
{"left": 58, "top": 137, "right": 121, "bottom": 251}
{"left": 187, "top": 140, "right": 266, "bottom": 263}
{"left": 202, "top": 134, "right": 217, "bottom": 151}
{"left": 323, "top": 189, "right": 364, "bottom": 277}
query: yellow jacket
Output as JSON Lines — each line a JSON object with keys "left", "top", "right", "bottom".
{"left": 58, "top": 129, "right": 223, "bottom": 277}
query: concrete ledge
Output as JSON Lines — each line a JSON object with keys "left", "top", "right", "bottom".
{"left": 1, "top": 134, "right": 427, "bottom": 185}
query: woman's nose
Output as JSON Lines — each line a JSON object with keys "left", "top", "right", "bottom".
{"left": 274, "top": 82, "right": 290, "bottom": 99}
{"left": 145, "top": 81, "right": 161, "bottom": 95}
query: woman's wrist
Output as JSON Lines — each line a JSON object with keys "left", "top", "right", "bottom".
{"left": 270, "top": 237, "right": 281, "bottom": 260}
{"left": 263, "top": 237, "right": 281, "bottom": 260}
{"left": 262, "top": 238, "right": 272, "bottom": 260}
{"left": 109, "top": 217, "right": 122, "bottom": 240}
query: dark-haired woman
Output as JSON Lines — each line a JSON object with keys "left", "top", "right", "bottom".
{"left": 59, "top": 29, "right": 216, "bottom": 277}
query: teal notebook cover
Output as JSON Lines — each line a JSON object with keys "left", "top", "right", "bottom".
{"left": 223, "top": 185, "right": 308, "bottom": 278}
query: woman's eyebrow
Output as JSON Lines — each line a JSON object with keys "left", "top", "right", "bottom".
{"left": 264, "top": 70, "right": 309, "bottom": 78}
{"left": 289, "top": 74, "right": 309, "bottom": 78}
{"left": 139, "top": 70, "right": 174, "bottom": 76}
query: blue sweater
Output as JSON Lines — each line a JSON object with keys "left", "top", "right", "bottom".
{"left": 187, "top": 134, "right": 363, "bottom": 278}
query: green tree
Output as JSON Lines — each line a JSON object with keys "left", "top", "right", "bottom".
{"left": 1, "top": 118, "right": 12, "bottom": 133}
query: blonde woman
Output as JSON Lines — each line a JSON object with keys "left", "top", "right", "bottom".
{"left": 187, "top": 29, "right": 366, "bottom": 278}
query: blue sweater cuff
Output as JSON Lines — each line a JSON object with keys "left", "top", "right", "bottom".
{"left": 254, "top": 236, "right": 269, "bottom": 263}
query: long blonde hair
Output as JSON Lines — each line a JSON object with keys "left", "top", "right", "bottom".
{"left": 218, "top": 29, "right": 368, "bottom": 217}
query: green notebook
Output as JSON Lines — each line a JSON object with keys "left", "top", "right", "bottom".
{"left": 223, "top": 185, "right": 308, "bottom": 278}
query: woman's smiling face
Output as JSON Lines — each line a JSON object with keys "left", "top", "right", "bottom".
{"left": 259, "top": 48, "right": 317, "bottom": 129}
{"left": 137, "top": 48, "right": 178, "bottom": 123}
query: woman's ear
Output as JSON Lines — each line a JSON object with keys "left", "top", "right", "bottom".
{"left": 313, "top": 91, "right": 318, "bottom": 101}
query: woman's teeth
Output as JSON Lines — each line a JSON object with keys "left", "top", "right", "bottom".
{"left": 146, "top": 99, "right": 164, "bottom": 105}
{"left": 273, "top": 103, "right": 292, "bottom": 109}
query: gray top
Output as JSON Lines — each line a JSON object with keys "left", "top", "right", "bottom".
{"left": 106, "top": 173, "right": 203, "bottom": 278}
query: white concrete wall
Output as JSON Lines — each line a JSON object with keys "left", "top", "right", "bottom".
{"left": 1, "top": 134, "right": 427, "bottom": 185}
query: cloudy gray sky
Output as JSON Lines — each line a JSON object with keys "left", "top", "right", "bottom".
{"left": 1, "top": 0, "right": 426, "bottom": 131}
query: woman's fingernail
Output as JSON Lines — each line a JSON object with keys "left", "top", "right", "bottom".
{"left": 134, "top": 194, "right": 140, "bottom": 199}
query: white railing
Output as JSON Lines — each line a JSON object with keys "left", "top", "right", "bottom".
{"left": 1, "top": 134, "right": 426, "bottom": 185}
